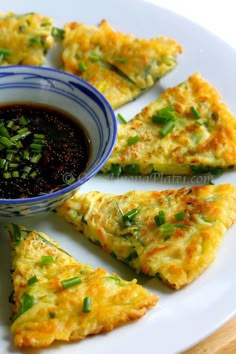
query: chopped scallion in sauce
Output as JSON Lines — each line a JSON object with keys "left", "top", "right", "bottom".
{"left": 0, "top": 104, "right": 90, "bottom": 198}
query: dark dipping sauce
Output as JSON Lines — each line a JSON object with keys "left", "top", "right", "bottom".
{"left": 0, "top": 103, "right": 90, "bottom": 199}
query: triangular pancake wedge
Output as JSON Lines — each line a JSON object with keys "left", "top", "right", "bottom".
{"left": 61, "top": 20, "right": 182, "bottom": 108}
{"left": 102, "top": 73, "right": 236, "bottom": 175}
{"left": 7, "top": 224, "right": 157, "bottom": 348}
{"left": 0, "top": 12, "right": 55, "bottom": 66}
{"left": 57, "top": 184, "right": 236, "bottom": 290}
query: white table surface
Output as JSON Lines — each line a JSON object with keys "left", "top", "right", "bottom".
{"left": 147, "top": 0, "right": 236, "bottom": 50}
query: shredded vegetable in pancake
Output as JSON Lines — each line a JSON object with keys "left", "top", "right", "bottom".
{"left": 0, "top": 12, "right": 54, "bottom": 66}
{"left": 61, "top": 20, "right": 182, "bottom": 108}
{"left": 7, "top": 224, "right": 157, "bottom": 348}
{"left": 58, "top": 184, "right": 236, "bottom": 289}
{"left": 102, "top": 73, "right": 236, "bottom": 176}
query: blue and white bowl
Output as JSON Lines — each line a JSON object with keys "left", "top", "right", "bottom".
{"left": 0, "top": 66, "right": 117, "bottom": 216}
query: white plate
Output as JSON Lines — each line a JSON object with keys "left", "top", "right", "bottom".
{"left": 1, "top": 1, "right": 236, "bottom": 353}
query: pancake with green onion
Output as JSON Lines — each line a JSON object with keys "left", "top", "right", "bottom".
{"left": 7, "top": 224, "right": 157, "bottom": 348}
{"left": 57, "top": 184, "right": 236, "bottom": 289}
{"left": 102, "top": 72, "right": 236, "bottom": 175}
{"left": 61, "top": 20, "right": 182, "bottom": 108}
{"left": 0, "top": 12, "right": 54, "bottom": 66}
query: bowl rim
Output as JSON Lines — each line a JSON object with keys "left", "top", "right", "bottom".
{"left": 0, "top": 65, "right": 117, "bottom": 204}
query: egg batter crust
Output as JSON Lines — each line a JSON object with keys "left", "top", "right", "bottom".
{"left": 8, "top": 224, "right": 157, "bottom": 348}
{"left": 0, "top": 12, "right": 54, "bottom": 66}
{"left": 58, "top": 184, "right": 236, "bottom": 289}
{"left": 102, "top": 73, "right": 236, "bottom": 175}
{"left": 61, "top": 20, "right": 182, "bottom": 108}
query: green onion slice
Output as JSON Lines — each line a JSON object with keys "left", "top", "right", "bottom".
{"left": 30, "top": 143, "right": 43, "bottom": 151}
{"left": 4, "top": 161, "right": 9, "bottom": 171}
{"left": 10, "top": 224, "right": 22, "bottom": 245}
{"left": 51, "top": 27, "right": 65, "bottom": 40}
{"left": 19, "top": 116, "right": 28, "bottom": 125}
{"left": 23, "top": 165, "right": 32, "bottom": 174}
{"left": 0, "top": 48, "right": 11, "bottom": 56}
{"left": 17, "top": 127, "right": 29, "bottom": 135}
{"left": 123, "top": 163, "right": 140, "bottom": 175}
{"left": 11, "top": 134, "right": 21, "bottom": 142}
{"left": 104, "top": 276, "right": 121, "bottom": 284}
{"left": 23, "top": 151, "right": 30, "bottom": 160}
{"left": 117, "top": 113, "right": 127, "bottom": 124}
{"left": 0, "top": 124, "right": 10, "bottom": 138}
{"left": 154, "top": 211, "right": 166, "bottom": 226}
{"left": 9, "top": 163, "right": 18, "bottom": 168}
{"left": 152, "top": 105, "right": 176, "bottom": 124}
{"left": 88, "top": 53, "right": 101, "bottom": 61}
{"left": 61, "top": 276, "right": 82, "bottom": 289}
{"left": 15, "top": 141, "right": 23, "bottom": 148}
{"left": 0, "top": 48, "right": 11, "bottom": 63}
{"left": 159, "top": 121, "right": 175, "bottom": 138}
{"left": 27, "top": 275, "right": 38, "bottom": 286}
{"left": 172, "top": 223, "right": 187, "bottom": 228}
{"left": 0, "top": 136, "right": 14, "bottom": 148}
{"left": 78, "top": 62, "right": 87, "bottom": 72}
{"left": 174, "top": 211, "right": 186, "bottom": 221}
{"left": 190, "top": 106, "right": 200, "bottom": 119}
{"left": 110, "top": 163, "right": 121, "bottom": 177}
{"left": 12, "top": 171, "right": 20, "bottom": 178}
{"left": 210, "top": 167, "right": 223, "bottom": 176}
{"left": 28, "top": 36, "right": 45, "bottom": 46}
{"left": 3, "top": 171, "right": 11, "bottom": 179}
{"left": 122, "top": 206, "right": 142, "bottom": 226}
{"left": 31, "top": 153, "right": 42, "bottom": 163}
{"left": 114, "top": 57, "right": 128, "bottom": 63}
{"left": 161, "top": 224, "right": 174, "bottom": 236}
{"left": 82, "top": 296, "right": 92, "bottom": 313}
{"left": 33, "top": 133, "right": 45, "bottom": 139}
{"left": 65, "top": 175, "right": 77, "bottom": 185}
{"left": 41, "top": 255, "right": 54, "bottom": 265}
{"left": 30, "top": 170, "right": 38, "bottom": 178}
{"left": 6, "top": 152, "right": 14, "bottom": 161}
{"left": 18, "top": 293, "right": 34, "bottom": 315}
{"left": 127, "top": 135, "right": 140, "bottom": 146}
{"left": 0, "top": 159, "right": 6, "bottom": 169}
{"left": 7, "top": 120, "right": 14, "bottom": 128}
